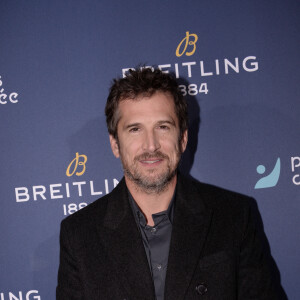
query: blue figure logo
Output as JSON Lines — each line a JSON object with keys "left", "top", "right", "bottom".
{"left": 255, "top": 158, "right": 281, "bottom": 189}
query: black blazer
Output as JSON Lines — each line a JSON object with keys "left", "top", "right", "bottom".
{"left": 56, "top": 175, "right": 279, "bottom": 299}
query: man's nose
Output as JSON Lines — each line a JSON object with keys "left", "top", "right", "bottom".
{"left": 142, "top": 130, "right": 160, "bottom": 152}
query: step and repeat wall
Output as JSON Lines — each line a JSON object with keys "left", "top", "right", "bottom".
{"left": 1, "top": 1, "right": 299, "bottom": 299}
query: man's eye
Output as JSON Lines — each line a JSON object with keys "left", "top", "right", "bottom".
{"left": 159, "top": 125, "right": 169, "bottom": 130}
{"left": 129, "top": 127, "right": 139, "bottom": 132}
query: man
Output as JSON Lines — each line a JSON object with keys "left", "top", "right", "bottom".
{"left": 57, "top": 68, "right": 279, "bottom": 299}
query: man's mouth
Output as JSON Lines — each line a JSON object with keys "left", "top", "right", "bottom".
{"left": 136, "top": 151, "right": 168, "bottom": 166}
{"left": 141, "top": 159, "right": 162, "bottom": 164}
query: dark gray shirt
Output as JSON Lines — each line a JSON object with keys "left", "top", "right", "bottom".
{"left": 129, "top": 192, "right": 174, "bottom": 300}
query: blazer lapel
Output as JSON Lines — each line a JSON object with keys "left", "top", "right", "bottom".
{"left": 165, "top": 175, "right": 213, "bottom": 300}
{"left": 96, "top": 178, "right": 156, "bottom": 300}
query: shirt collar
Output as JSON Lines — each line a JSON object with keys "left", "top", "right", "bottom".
{"left": 128, "top": 189, "right": 175, "bottom": 228}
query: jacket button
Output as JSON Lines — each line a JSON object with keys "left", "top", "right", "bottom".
{"left": 196, "top": 283, "right": 208, "bottom": 295}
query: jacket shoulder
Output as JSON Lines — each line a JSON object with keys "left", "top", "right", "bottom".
{"left": 179, "top": 175, "right": 254, "bottom": 212}
{"left": 60, "top": 177, "right": 126, "bottom": 231}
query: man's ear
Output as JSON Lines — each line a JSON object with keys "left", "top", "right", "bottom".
{"left": 109, "top": 135, "right": 120, "bottom": 158}
{"left": 181, "top": 130, "right": 188, "bottom": 153}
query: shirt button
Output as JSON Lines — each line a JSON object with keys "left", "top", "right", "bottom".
{"left": 151, "top": 227, "right": 157, "bottom": 234}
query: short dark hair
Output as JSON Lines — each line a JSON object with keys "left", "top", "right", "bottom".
{"left": 105, "top": 67, "right": 188, "bottom": 141}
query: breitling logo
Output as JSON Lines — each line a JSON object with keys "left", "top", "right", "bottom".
{"left": 175, "top": 31, "right": 198, "bottom": 57}
{"left": 66, "top": 152, "right": 88, "bottom": 177}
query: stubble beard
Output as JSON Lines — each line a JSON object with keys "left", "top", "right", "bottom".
{"left": 121, "top": 150, "right": 181, "bottom": 194}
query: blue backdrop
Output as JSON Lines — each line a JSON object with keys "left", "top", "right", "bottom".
{"left": 1, "top": 1, "right": 299, "bottom": 299}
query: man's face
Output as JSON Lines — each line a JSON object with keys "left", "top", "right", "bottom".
{"left": 109, "top": 92, "right": 188, "bottom": 194}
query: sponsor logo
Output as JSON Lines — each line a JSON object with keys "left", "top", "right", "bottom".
{"left": 176, "top": 31, "right": 198, "bottom": 57}
{"left": 0, "top": 290, "right": 40, "bottom": 300}
{"left": 15, "top": 179, "right": 118, "bottom": 202}
{"left": 121, "top": 31, "right": 259, "bottom": 96}
{"left": 0, "top": 76, "right": 19, "bottom": 105}
{"left": 255, "top": 158, "right": 281, "bottom": 189}
{"left": 15, "top": 153, "right": 119, "bottom": 215}
{"left": 291, "top": 156, "right": 300, "bottom": 185}
{"left": 66, "top": 152, "right": 88, "bottom": 177}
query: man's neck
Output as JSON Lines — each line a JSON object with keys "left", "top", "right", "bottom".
{"left": 125, "top": 175, "right": 177, "bottom": 226}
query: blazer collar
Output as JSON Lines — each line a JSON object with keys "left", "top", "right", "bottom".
{"left": 165, "top": 174, "right": 213, "bottom": 299}
{"left": 96, "top": 177, "right": 156, "bottom": 300}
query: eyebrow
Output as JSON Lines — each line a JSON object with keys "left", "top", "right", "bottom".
{"left": 157, "top": 119, "right": 176, "bottom": 127}
{"left": 124, "top": 119, "right": 176, "bottom": 130}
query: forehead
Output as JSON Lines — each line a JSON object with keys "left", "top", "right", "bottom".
{"left": 118, "top": 92, "right": 177, "bottom": 122}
